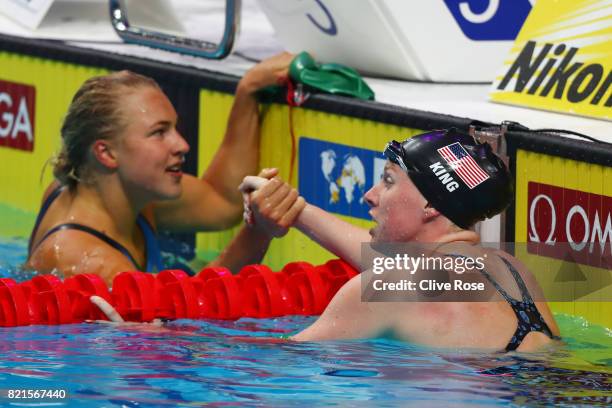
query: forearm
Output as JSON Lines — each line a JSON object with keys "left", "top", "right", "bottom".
{"left": 208, "top": 224, "right": 273, "bottom": 273}
{"left": 294, "top": 204, "right": 371, "bottom": 271}
{"left": 203, "top": 81, "right": 261, "bottom": 205}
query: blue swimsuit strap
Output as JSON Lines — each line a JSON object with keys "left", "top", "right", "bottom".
{"left": 478, "top": 256, "right": 559, "bottom": 351}
{"left": 36, "top": 223, "right": 144, "bottom": 271}
{"left": 136, "top": 215, "right": 163, "bottom": 272}
{"left": 28, "top": 185, "right": 65, "bottom": 255}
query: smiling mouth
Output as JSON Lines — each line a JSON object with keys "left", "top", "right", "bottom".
{"left": 167, "top": 165, "right": 181, "bottom": 171}
{"left": 166, "top": 164, "right": 183, "bottom": 176}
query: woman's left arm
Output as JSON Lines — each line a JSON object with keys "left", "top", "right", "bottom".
{"left": 291, "top": 275, "right": 394, "bottom": 341}
{"left": 154, "top": 52, "right": 293, "bottom": 231}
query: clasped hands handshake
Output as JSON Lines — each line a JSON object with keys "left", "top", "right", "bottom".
{"left": 239, "top": 168, "right": 306, "bottom": 238}
{"left": 90, "top": 169, "right": 305, "bottom": 323}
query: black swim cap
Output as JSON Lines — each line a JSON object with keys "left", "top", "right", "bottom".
{"left": 383, "top": 129, "right": 513, "bottom": 229}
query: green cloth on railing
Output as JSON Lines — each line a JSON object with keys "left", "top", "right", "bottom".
{"left": 257, "top": 51, "right": 375, "bottom": 102}
{"left": 289, "top": 52, "right": 375, "bottom": 100}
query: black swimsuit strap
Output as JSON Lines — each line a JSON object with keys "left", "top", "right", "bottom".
{"left": 37, "top": 223, "right": 143, "bottom": 271}
{"left": 28, "top": 185, "right": 65, "bottom": 255}
{"left": 477, "top": 258, "right": 533, "bottom": 305}
{"left": 477, "top": 267, "right": 515, "bottom": 304}
{"left": 480, "top": 256, "right": 558, "bottom": 351}
{"left": 498, "top": 257, "right": 534, "bottom": 304}
{"left": 450, "top": 253, "right": 558, "bottom": 351}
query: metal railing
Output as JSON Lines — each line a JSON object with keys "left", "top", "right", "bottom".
{"left": 109, "top": 0, "right": 241, "bottom": 59}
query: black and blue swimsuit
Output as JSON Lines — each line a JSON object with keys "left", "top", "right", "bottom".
{"left": 28, "top": 186, "right": 163, "bottom": 272}
{"left": 480, "top": 256, "right": 560, "bottom": 351}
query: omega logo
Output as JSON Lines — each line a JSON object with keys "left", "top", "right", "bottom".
{"left": 528, "top": 185, "right": 612, "bottom": 257}
{"left": 0, "top": 92, "right": 33, "bottom": 142}
{"left": 0, "top": 79, "right": 35, "bottom": 152}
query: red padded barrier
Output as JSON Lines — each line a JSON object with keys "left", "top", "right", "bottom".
{"left": 0, "top": 259, "right": 359, "bottom": 326}
{"left": 0, "top": 278, "right": 29, "bottom": 327}
{"left": 64, "top": 274, "right": 112, "bottom": 322}
{"left": 196, "top": 267, "right": 243, "bottom": 320}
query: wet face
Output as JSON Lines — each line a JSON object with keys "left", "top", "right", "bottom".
{"left": 114, "top": 86, "right": 189, "bottom": 202}
{"left": 364, "top": 162, "right": 428, "bottom": 242}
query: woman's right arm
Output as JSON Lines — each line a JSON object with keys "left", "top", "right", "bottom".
{"left": 153, "top": 53, "right": 294, "bottom": 233}
{"left": 243, "top": 175, "right": 371, "bottom": 271}
{"left": 294, "top": 204, "right": 371, "bottom": 271}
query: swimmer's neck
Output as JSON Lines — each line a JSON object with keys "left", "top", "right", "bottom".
{"left": 437, "top": 230, "right": 480, "bottom": 245}
{"left": 71, "top": 178, "right": 144, "bottom": 239}
{"left": 412, "top": 219, "right": 479, "bottom": 245}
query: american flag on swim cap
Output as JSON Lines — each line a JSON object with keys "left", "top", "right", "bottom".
{"left": 437, "top": 143, "right": 490, "bottom": 189}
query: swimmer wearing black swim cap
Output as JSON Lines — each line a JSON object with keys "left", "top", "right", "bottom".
{"left": 238, "top": 128, "right": 558, "bottom": 351}
{"left": 97, "top": 127, "right": 559, "bottom": 351}
{"left": 383, "top": 128, "right": 513, "bottom": 229}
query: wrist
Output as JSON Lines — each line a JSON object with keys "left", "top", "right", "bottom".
{"left": 236, "top": 76, "right": 259, "bottom": 96}
{"left": 294, "top": 203, "right": 314, "bottom": 230}
{"left": 245, "top": 223, "right": 275, "bottom": 242}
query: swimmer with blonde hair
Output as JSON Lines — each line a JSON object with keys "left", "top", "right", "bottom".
{"left": 27, "top": 52, "right": 304, "bottom": 285}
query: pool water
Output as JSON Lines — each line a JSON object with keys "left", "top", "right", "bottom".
{"left": 1, "top": 238, "right": 611, "bottom": 407}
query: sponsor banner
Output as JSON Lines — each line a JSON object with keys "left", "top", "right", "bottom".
{"left": 527, "top": 182, "right": 612, "bottom": 270}
{"left": 490, "top": 0, "right": 611, "bottom": 120}
{"left": 514, "top": 150, "right": 612, "bottom": 327}
{"left": 298, "top": 137, "right": 385, "bottom": 220}
{"left": 0, "top": 79, "right": 35, "bottom": 152}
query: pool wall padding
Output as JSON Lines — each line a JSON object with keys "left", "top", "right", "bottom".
{"left": 0, "top": 33, "right": 610, "bottom": 328}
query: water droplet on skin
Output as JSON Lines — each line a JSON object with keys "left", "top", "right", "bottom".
{"left": 50, "top": 267, "right": 65, "bottom": 279}
{"left": 53, "top": 242, "right": 61, "bottom": 259}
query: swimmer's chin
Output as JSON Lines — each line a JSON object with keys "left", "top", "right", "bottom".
{"left": 156, "top": 187, "right": 183, "bottom": 201}
{"left": 368, "top": 227, "right": 378, "bottom": 241}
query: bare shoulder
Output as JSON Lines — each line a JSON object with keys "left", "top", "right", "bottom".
{"left": 324, "top": 272, "right": 365, "bottom": 310}
{"left": 40, "top": 180, "right": 61, "bottom": 203}
{"left": 27, "top": 229, "right": 134, "bottom": 286}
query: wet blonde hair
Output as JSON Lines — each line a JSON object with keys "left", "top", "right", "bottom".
{"left": 53, "top": 70, "right": 161, "bottom": 189}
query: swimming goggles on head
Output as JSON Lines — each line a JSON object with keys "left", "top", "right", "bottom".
{"left": 383, "top": 140, "right": 409, "bottom": 173}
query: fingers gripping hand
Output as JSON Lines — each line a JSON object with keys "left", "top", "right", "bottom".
{"left": 249, "top": 178, "right": 305, "bottom": 238}
{"left": 239, "top": 168, "right": 278, "bottom": 226}
{"left": 256, "top": 168, "right": 279, "bottom": 179}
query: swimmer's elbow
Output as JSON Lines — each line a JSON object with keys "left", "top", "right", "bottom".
{"left": 288, "top": 323, "right": 326, "bottom": 342}
{"left": 288, "top": 331, "right": 309, "bottom": 342}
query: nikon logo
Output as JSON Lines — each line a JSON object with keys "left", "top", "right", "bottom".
{"left": 497, "top": 40, "right": 611, "bottom": 107}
